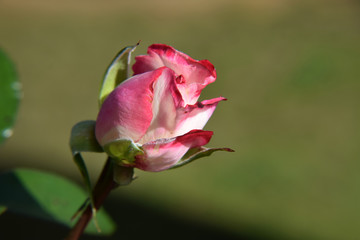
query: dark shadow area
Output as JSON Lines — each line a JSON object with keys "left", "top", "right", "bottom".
{"left": 0, "top": 193, "right": 285, "bottom": 240}
{"left": 0, "top": 170, "right": 54, "bottom": 220}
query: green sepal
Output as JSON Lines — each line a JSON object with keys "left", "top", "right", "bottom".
{"left": 72, "top": 153, "right": 101, "bottom": 232}
{"left": 71, "top": 197, "right": 89, "bottom": 221}
{"left": 112, "top": 165, "right": 134, "bottom": 186}
{"left": 69, "top": 120, "right": 104, "bottom": 232}
{"left": 98, "top": 43, "right": 139, "bottom": 107}
{"left": 70, "top": 120, "right": 103, "bottom": 153}
{"left": 70, "top": 120, "right": 103, "bottom": 202}
{"left": 169, "top": 147, "right": 235, "bottom": 170}
{"left": 104, "top": 139, "right": 144, "bottom": 166}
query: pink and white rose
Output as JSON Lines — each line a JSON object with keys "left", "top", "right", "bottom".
{"left": 95, "top": 44, "right": 228, "bottom": 172}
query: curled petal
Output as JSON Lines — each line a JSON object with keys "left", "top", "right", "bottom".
{"left": 138, "top": 68, "right": 183, "bottom": 144}
{"left": 132, "top": 44, "right": 216, "bottom": 105}
{"left": 95, "top": 68, "right": 169, "bottom": 146}
{"left": 135, "top": 130, "right": 213, "bottom": 172}
{"left": 173, "top": 97, "right": 226, "bottom": 137}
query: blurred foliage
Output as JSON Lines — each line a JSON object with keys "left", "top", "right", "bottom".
{"left": 0, "top": 0, "right": 359, "bottom": 239}
{"left": 0, "top": 48, "right": 20, "bottom": 144}
{"left": 0, "top": 168, "right": 115, "bottom": 235}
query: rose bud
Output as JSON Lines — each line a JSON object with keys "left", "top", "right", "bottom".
{"left": 95, "top": 44, "right": 230, "bottom": 172}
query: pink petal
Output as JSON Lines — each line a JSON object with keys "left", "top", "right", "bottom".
{"left": 173, "top": 97, "right": 226, "bottom": 138}
{"left": 95, "top": 68, "right": 168, "bottom": 146}
{"left": 135, "top": 130, "right": 213, "bottom": 172}
{"left": 133, "top": 44, "right": 217, "bottom": 105}
{"left": 138, "top": 67, "right": 183, "bottom": 144}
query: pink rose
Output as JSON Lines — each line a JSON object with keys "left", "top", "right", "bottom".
{"left": 95, "top": 44, "right": 229, "bottom": 172}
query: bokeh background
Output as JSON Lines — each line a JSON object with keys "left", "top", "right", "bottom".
{"left": 1, "top": 0, "right": 359, "bottom": 239}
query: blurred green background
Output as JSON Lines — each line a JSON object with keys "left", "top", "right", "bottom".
{"left": 1, "top": 0, "right": 359, "bottom": 239}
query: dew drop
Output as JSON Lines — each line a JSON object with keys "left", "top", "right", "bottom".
{"left": 2, "top": 128, "right": 13, "bottom": 138}
{"left": 11, "top": 81, "right": 22, "bottom": 91}
{"left": 11, "top": 82, "right": 23, "bottom": 99}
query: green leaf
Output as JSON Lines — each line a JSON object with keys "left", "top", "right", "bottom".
{"left": 0, "top": 48, "right": 20, "bottom": 144}
{"left": 98, "top": 43, "right": 139, "bottom": 107}
{"left": 170, "top": 147, "right": 235, "bottom": 170}
{"left": 0, "top": 168, "right": 116, "bottom": 235}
